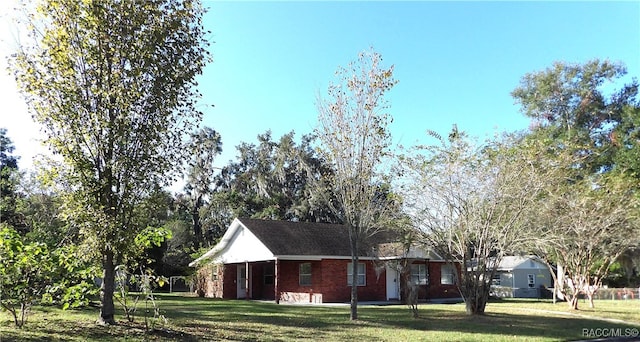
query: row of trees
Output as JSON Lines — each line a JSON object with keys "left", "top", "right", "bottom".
{"left": 315, "top": 54, "right": 640, "bottom": 317}
{"left": 396, "top": 60, "right": 640, "bottom": 314}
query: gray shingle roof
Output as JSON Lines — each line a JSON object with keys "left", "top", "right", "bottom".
{"left": 238, "top": 218, "right": 394, "bottom": 257}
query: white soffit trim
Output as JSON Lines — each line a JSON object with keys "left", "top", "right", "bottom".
{"left": 188, "top": 218, "right": 243, "bottom": 267}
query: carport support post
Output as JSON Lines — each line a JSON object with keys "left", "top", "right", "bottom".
{"left": 245, "top": 261, "right": 250, "bottom": 300}
{"left": 275, "top": 258, "right": 280, "bottom": 304}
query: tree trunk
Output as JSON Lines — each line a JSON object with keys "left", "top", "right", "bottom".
{"left": 587, "top": 293, "right": 595, "bottom": 308}
{"left": 584, "top": 283, "right": 598, "bottom": 308}
{"left": 569, "top": 294, "right": 579, "bottom": 310}
{"left": 464, "top": 292, "right": 488, "bottom": 315}
{"left": 555, "top": 264, "right": 566, "bottom": 302}
{"left": 192, "top": 196, "right": 203, "bottom": 249}
{"left": 98, "top": 248, "right": 117, "bottom": 325}
{"left": 350, "top": 235, "right": 358, "bottom": 321}
{"left": 463, "top": 280, "right": 488, "bottom": 315}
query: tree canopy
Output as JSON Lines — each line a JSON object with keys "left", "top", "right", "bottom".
{"left": 315, "top": 48, "right": 398, "bottom": 320}
{"left": 12, "top": 0, "right": 210, "bottom": 324}
{"left": 512, "top": 59, "right": 640, "bottom": 309}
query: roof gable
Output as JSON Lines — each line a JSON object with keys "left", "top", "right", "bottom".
{"left": 498, "top": 256, "right": 547, "bottom": 271}
{"left": 189, "top": 219, "right": 274, "bottom": 266}
{"left": 217, "top": 221, "right": 274, "bottom": 263}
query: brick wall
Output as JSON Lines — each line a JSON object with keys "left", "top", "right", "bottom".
{"left": 276, "top": 259, "right": 386, "bottom": 303}
{"left": 204, "top": 259, "right": 461, "bottom": 302}
{"left": 196, "top": 264, "right": 225, "bottom": 298}
{"left": 426, "top": 261, "right": 461, "bottom": 299}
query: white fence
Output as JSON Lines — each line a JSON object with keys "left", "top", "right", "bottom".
{"left": 168, "top": 276, "right": 190, "bottom": 293}
{"left": 590, "top": 288, "right": 640, "bottom": 300}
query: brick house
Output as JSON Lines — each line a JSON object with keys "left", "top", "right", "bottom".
{"left": 189, "top": 218, "right": 461, "bottom": 304}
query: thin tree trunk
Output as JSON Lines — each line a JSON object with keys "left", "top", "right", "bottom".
{"left": 556, "top": 264, "right": 565, "bottom": 301}
{"left": 192, "top": 196, "right": 203, "bottom": 249}
{"left": 350, "top": 234, "right": 359, "bottom": 321}
{"left": 98, "top": 248, "right": 117, "bottom": 325}
{"left": 20, "top": 303, "right": 27, "bottom": 327}
{"left": 568, "top": 293, "right": 579, "bottom": 310}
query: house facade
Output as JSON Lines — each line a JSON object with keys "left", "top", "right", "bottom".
{"left": 491, "top": 256, "right": 552, "bottom": 298}
{"left": 190, "top": 218, "right": 461, "bottom": 304}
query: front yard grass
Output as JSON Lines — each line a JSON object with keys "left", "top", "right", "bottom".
{"left": 1, "top": 295, "right": 638, "bottom": 341}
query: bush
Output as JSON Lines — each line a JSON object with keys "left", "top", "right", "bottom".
{"left": 0, "top": 224, "right": 54, "bottom": 327}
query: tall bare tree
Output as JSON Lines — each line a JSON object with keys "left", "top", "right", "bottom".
{"left": 12, "top": 0, "right": 209, "bottom": 324}
{"left": 400, "top": 129, "right": 549, "bottom": 315}
{"left": 315, "top": 49, "right": 398, "bottom": 320}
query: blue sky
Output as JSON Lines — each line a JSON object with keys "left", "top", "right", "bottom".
{"left": 199, "top": 1, "right": 639, "bottom": 166}
{"left": 1, "top": 1, "right": 639, "bottom": 171}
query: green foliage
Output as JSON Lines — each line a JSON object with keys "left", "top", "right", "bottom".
{"left": 11, "top": 0, "right": 211, "bottom": 323}
{"left": 0, "top": 224, "right": 53, "bottom": 327}
{"left": 0, "top": 224, "right": 99, "bottom": 328}
{"left": 115, "top": 227, "right": 171, "bottom": 326}
{"left": 163, "top": 219, "right": 196, "bottom": 276}
{"left": 17, "top": 171, "right": 72, "bottom": 247}
{"left": 612, "top": 105, "right": 640, "bottom": 178}
{"left": 49, "top": 245, "right": 99, "bottom": 310}
{"left": 213, "top": 131, "right": 341, "bottom": 226}
{"left": 184, "top": 127, "right": 222, "bottom": 248}
{"left": 0, "top": 128, "right": 21, "bottom": 228}
{"left": 134, "top": 226, "right": 172, "bottom": 252}
{"left": 512, "top": 60, "right": 640, "bottom": 310}
{"left": 127, "top": 225, "right": 173, "bottom": 274}
{"left": 511, "top": 59, "right": 638, "bottom": 173}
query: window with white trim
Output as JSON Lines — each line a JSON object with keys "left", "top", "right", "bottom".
{"left": 299, "top": 263, "right": 312, "bottom": 286}
{"left": 492, "top": 273, "right": 501, "bottom": 286}
{"left": 410, "top": 264, "right": 428, "bottom": 285}
{"left": 527, "top": 274, "right": 535, "bottom": 288}
{"left": 441, "top": 264, "right": 455, "bottom": 285}
{"left": 347, "top": 262, "right": 366, "bottom": 286}
{"left": 211, "top": 265, "right": 219, "bottom": 281}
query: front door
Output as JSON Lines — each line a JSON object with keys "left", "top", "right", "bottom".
{"left": 237, "top": 265, "right": 246, "bottom": 298}
{"left": 386, "top": 265, "right": 400, "bottom": 300}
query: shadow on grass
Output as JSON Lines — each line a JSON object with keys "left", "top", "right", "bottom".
{"left": 155, "top": 294, "right": 638, "bottom": 341}
{"left": 3, "top": 294, "right": 637, "bottom": 341}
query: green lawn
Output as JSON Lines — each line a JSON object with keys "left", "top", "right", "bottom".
{"left": 1, "top": 295, "right": 639, "bottom": 341}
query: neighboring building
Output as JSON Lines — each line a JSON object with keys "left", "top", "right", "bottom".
{"left": 189, "top": 218, "right": 461, "bottom": 304}
{"left": 491, "top": 255, "right": 552, "bottom": 298}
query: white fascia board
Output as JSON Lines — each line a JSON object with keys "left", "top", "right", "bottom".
{"left": 188, "top": 218, "right": 243, "bottom": 267}
{"left": 274, "top": 255, "right": 382, "bottom": 261}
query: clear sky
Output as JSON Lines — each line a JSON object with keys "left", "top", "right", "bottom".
{"left": 1, "top": 1, "right": 639, "bottom": 172}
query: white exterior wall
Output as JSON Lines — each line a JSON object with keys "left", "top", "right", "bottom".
{"left": 214, "top": 224, "right": 274, "bottom": 264}
{"left": 513, "top": 268, "right": 551, "bottom": 289}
